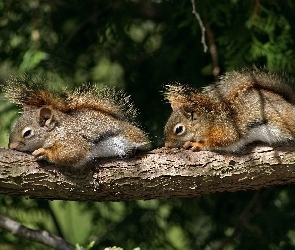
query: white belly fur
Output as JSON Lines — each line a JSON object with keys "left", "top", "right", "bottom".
{"left": 223, "top": 124, "right": 293, "bottom": 152}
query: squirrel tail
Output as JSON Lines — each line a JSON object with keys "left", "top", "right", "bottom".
{"left": 67, "top": 84, "right": 138, "bottom": 122}
{"left": 216, "top": 67, "right": 295, "bottom": 104}
{"left": 3, "top": 74, "right": 139, "bottom": 123}
{"left": 3, "top": 73, "right": 68, "bottom": 111}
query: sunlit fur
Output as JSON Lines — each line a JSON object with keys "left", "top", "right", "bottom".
{"left": 164, "top": 67, "right": 295, "bottom": 152}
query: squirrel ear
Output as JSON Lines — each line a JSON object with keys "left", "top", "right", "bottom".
{"left": 169, "top": 101, "right": 184, "bottom": 111}
{"left": 38, "top": 107, "right": 57, "bottom": 129}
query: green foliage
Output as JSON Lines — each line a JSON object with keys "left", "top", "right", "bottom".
{"left": 1, "top": 0, "right": 295, "bottom": 249}
{"left": 76, "top": 241, "right": 95, "bottom": 250}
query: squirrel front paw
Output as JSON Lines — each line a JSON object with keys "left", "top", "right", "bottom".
{"left": 183, "top": 141, "right": 205, "bottom": 151}
{"left": 32, "top": 148, "right": 47, "bottom": 161}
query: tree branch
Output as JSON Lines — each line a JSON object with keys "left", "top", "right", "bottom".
{"left": 0, "top": 214, "right": 75, "bottom": 250}
{"left": 1, "top": 144, "right": 295, "bottom": 202}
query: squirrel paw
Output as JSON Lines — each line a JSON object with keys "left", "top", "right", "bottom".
{"left": 183, "top": 141, "right": 205, "bottom": 151}
{"left": 32, "top": 148, "right": 47, "bottom": 161}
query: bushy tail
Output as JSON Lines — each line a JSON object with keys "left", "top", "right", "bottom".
{"left": 3, "top": 73, "right": 139, "bottom": 122}
{"left": 67, "top": 84, "right": 138, "bottom": 122}
{"left": 215, "top": 67, "right": 295, "bottom": 104}
{"left": 3, "top": 73, "right": 67, "bottom": 111}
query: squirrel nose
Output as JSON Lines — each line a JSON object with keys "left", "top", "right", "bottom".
{"left": 9, "top": 142, "right": 20, "bottom": 150}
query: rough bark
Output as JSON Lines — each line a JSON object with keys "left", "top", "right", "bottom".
{"left": 1, "top": 144, "right": 295, "bottom": 202}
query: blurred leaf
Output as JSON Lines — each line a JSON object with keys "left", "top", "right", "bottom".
{"left": 19, "top": 49, "right": 49, "bottom": 72}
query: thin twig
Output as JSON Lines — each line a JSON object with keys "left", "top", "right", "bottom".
{"left": 190, "top": 0, "right": 208, "bottom": 52}
{"left": 206, "top": 25, "right": 220, "bottom": 80}
{"left": 0, "top": 214, "right": 75, "bottom": 250}
{"left": 253, "top": 0, "right": 261, "bottom": 18}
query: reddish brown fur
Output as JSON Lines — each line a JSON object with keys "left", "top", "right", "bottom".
{"left": 27, "top": 90, "right": 68, "bottom": 112}
{"left": 225, "top": 81, "right": 254, "bottom": 104}
{"left": 164, "top": 68, "right": 295, "bottom": 152}
{"left": 67, "top": 102, "right": 119, "bottom": 118}
{"left": 17, "top": 88, "right": 128, "bottom": 120}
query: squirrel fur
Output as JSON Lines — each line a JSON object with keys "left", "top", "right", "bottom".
{"left": 164, "top": 67, "right": 295, "bottom": 152}
{"left": 4, "top": 74, "right": 150, "bottom": 167}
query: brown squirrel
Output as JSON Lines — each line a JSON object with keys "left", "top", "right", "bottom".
{"left": 4, "top": 74, "right": 150, "bottom": 167}
{"left": 164, "top": 67, "right": 295, "bottom": 152}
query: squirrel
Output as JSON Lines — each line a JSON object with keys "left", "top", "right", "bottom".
{"left": 164, "top": 67, "right": 295, "bottom": 152}
{"left": 4, "top": 74, "right": 150, "bottom": 167}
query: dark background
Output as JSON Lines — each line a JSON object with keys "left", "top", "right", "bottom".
{"left": 1, "top": 1, "right": 295, "bottom": 249}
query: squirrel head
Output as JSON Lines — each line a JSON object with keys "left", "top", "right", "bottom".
{"left": 164, "top": 84, "right": 218, "bottom": 148}
{"left": 9, "top": 106, "right": 60, "bottom": 152}
{"left": 164, "top": 103, "right": 215, "bottom": 148}
{"left": 164, "top": 107, "right": 195, "bottom": 148}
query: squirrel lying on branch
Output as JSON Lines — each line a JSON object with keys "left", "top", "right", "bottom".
{"left": 4, "top": 74, "right": 150, "bottom": 168}
{"left": 164, "top": 67, "right": 295, "bottom": 152}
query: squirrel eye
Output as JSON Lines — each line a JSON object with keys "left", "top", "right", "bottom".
{"left": 173, "top": 123, "right": 185, "bottom": 135}
{"left": 22, "top": 127, "right": 34, "bottom": 138}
